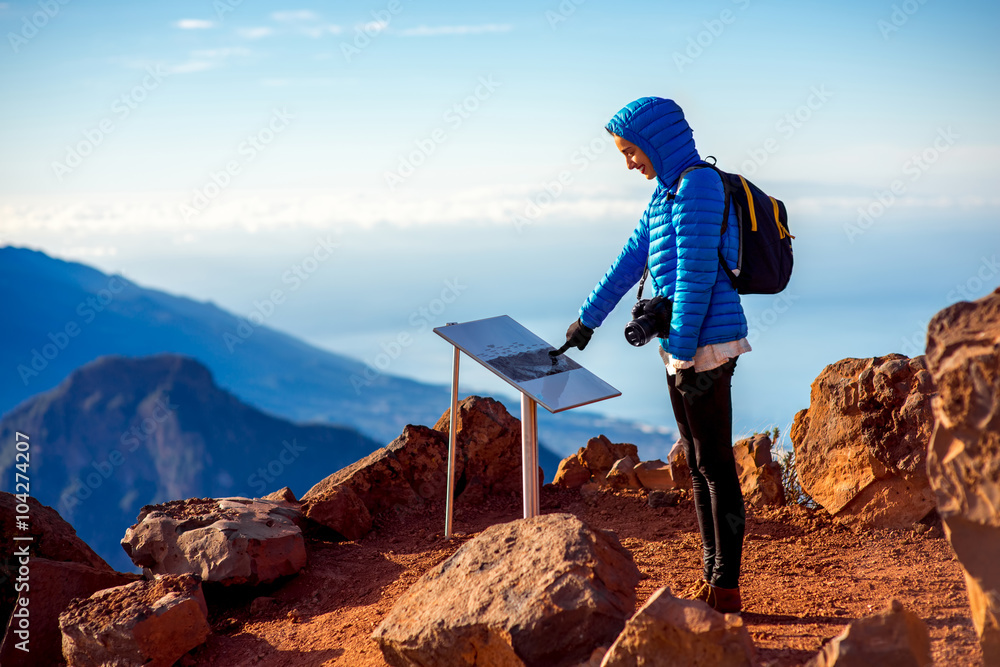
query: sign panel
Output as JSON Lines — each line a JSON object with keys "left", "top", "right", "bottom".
{"left": 434, "top": 315, "right": 621, "bottom": 413}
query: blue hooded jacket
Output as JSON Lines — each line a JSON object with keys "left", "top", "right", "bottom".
{"left": 578, "top": 97, "right": 748, "bottom": 361}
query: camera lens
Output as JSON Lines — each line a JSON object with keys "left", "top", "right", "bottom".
{"left": 624, "top": 316, "right": 655, "bottom": 347}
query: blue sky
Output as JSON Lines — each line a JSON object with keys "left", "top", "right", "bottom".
{"left": 1, "top": 0, "right": 997, "bottom": 208}
{"left": 1, "top": 0, "right": 999, "bottom": 439}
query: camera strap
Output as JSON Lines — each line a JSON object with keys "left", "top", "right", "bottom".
{"left": 636, "top": 264, "right": 649, "bottom": 300}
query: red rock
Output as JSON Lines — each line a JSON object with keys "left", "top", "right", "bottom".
{"left": 301, "top": 426, "right": 446, "bottom": 538}
{"left": 372, "top": 513, "right": 640, "bottom": 667}
{"left": 633, "top": 459, "right": 678, "bottom": 490}
{"left": 805, "top": 599, "right": 931, "bottom": 667}
{"left": 386, "top": 425, "right": 453, "bottom": 500}
{"left": 733, "top": 434, "right": 786, "bottom": 507}
{"left": 0, "top": 492, "right": 110, "bottom": 571}
{"left": 303, "top": 399, "right": 548, "bottom": 541}
{"left": 302, "top": 440, "right": 422, "bottom": 517}
{"left": 671, "top": 449, "right": 693, "bottom": 490}
{"left": 262, "top": 487, "right": 298, "bottom": 504}
{"left": 553, "top": 455, "right": 592, "bottom": 489}
{"left": 580, "top": 435, "right": 638, "bottom": 476}
{"left": 601, "top": 586, "right": 754, "bottom": 667}
{"left": 303, "top": 485, "right": 373, "bottom": 541}
{"left": 790, "top": 354, "right": 935, "bottom": 528}
{"left": 59, "top": 574, "right": 210, "bottom": 667}
{"left": 433, "top": 396, "right": 526, "bottom": 498}
{"left": 553, "top": 436, "right": 642, "bottom": 491}
{"left": 121, "top": 497, "right": 306, "bottom": 586}
{"left": 0, "top": 559, "right": 139, "bottom": 666}
{"left": 925, "top": 287, "right": 1000, "bottom": 662}
{"left": 606, "top": 456, "right": 641, "bottom": 490}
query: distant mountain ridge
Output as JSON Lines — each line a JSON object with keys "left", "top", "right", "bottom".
{"left": 0, "top": 245, "right": 676, "bottom": 461}
{"left": 0, "top": 353, "right": 382, "bottom": 571}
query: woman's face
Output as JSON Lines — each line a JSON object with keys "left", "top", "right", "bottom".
{"left": 613, "top": 135, "right": 656, "bottom": 180}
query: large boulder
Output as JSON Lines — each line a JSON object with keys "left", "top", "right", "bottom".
{"left": 59, "top": 574, "right": 210, "bottom": 667}
{"left": 431, "top": 395, "right": 528, "bottom": 498}
{"left": 303, "top": 398, "right": 544, "bottom": 539}
{"left": 805, "top": 599, "right": 931, "bottom": 667}
{"left": 0, "top": 559, "right": 139, "bottom": 666}
{"left": 924, "top": 287, "right": 1000, "bottom": 662}
{"left": 732, "top": 434, "right": 786, "bottom": 507}
{"left": 600, "top": 587, "right": 754, "bottom": 667}
{"left": 790, "top": 354, "right": 936, "bottom": 528}
{"left": 372, "top": 513, "right": 640, "bottom": 667}
{"left": 121, "top": 497, "right": 306, "bottom": 586}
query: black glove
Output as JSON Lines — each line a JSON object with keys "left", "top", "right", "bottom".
{"left": 565, "top": 319, "right": 594, "bottom": 351}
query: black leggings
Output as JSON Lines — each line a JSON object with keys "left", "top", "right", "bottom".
{"left": 667, "top": 358, "right": 745, "bottom": 589}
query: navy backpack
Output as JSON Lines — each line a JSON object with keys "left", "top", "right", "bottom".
{"left": 672, "top": 160, "right": 794, "bottom": 295}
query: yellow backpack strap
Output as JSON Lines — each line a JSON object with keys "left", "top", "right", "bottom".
{"left": 739, "top": 175, "right": 757, "bottom": 232}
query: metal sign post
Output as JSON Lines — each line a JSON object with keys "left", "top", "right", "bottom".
{"left": 444, "top": 344, "right": 460, "bottom": 538}
{"left": 435, "top": 316, "right": 620, "bottom": 539}
{"left": 521, "top": 393, "right": 540, "bottom": 519}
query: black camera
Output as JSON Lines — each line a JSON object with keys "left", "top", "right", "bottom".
{"left": 624, "top": 296, "right": 672, "bottom": 347}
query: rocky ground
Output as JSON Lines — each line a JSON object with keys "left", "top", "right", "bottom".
{"left": 188, "top": 485, "right": 981, "bottom": 667}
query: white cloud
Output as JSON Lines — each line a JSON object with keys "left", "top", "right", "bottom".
{"left": 398, "top": 24, "right": 513, "bottom": 36}
{"left": 237, "top": 26, "right": 273, "bottom": 39}
{"left": 175, "top": 19, "right": 216, "bottom": 30}
{"left": 2, "top": 187, "right": 999, "bottom": 245}
{"left": 267, "top": 10, "right": 341, "bottom": 37}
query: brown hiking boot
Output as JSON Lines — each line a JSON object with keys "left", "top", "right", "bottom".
{"left": 705, "top": 584, "right": 742, "bottom": 613}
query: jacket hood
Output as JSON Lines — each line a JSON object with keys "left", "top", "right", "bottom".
{"left": 605, "top": 97, "right": 700, "bottom": 189}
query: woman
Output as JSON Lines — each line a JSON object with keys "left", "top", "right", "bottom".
{"left": 563, "top": 96, "right": 750, "bottom": 613}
